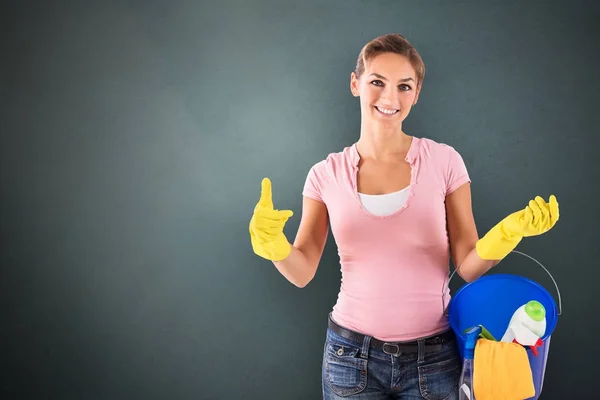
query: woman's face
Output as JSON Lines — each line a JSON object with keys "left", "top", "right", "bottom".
{"left": 351, "top": 52, "right": 421, "bottom": 127}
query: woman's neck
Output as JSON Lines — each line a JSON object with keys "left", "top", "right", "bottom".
{"left": 356, "top": 122, "right": 412, "bottom": 161}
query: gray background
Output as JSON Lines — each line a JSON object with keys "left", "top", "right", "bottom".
{"left": 2, "top": 0, "right": 598, "bottom": 399}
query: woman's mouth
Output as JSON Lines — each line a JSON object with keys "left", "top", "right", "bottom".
{"left": 375, "top": 106, "right": 399, "bottom": 116}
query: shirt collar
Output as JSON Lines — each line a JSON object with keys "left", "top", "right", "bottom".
{"left": 349, "top": 136, "right": 419, "bottom": 167}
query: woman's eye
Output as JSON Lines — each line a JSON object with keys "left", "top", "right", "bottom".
{"left": 399, "top": 84, "right": 411, "bottom": 91}
{"left": 370, "top": 80, "right": 383, "bottom": 87}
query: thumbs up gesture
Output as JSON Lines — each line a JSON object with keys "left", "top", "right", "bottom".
{"left": 249, "top": 178, "right": 294, "bottom": 261}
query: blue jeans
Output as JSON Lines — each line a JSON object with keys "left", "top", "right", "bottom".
{"left": 322, "top": 319, "right": 461, "bottom": 400}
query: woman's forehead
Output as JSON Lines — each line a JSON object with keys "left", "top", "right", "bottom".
{"left": 364, "top": 53, "right": 416, "bottom": 80}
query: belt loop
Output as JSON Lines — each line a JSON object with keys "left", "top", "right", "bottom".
{"left": 360, "top": 334, "right": 371, "bottom": 360}
{"left": 417, "top": 339, "right": 425, "bottom": 362}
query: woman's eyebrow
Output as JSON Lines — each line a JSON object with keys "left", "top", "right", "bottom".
{"left": 369, "top": 73, "right": 414, "bottom": 83}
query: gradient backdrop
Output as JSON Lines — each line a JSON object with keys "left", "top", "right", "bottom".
{"left": 2, "top": 1, "right": 599, "bottom": 399}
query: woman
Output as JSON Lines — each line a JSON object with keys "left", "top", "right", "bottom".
{"left": 249, "top": 33, "right": 559, "bottom": 400}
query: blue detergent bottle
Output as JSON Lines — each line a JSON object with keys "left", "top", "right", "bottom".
{"left": 458, "top": 326, "right": 481, "bottom": 400}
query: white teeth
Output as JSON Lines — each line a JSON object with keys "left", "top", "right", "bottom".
{"left": 376, "top": 106, "right": 398, "bottom": 115}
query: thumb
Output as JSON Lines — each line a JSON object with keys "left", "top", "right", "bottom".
{"left": 278, "top": 209, "right": 294, "bottom": 220}
{"left": 258, "top": 177, "right": 274, "bottom": 209}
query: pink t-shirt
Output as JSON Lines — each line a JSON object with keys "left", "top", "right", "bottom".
{"left": 302, "top": 136, "right": 471, "bottom": 341}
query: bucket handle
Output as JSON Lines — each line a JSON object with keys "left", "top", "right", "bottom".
{"left": 442, "top": 250, "right": 562, "bottom": 316}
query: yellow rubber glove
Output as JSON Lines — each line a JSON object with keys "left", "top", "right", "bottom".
{"left": 476, "top": 195, "right": 559, "bottom": 260}
{"left": 249, "top": 178, "right": 294, "bottom": 261}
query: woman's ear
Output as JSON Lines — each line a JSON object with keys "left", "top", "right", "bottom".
{"left": 350, "top": 72, "right": 360, "bottom": 97}
{"left": 413, "top": 83, "right": 422, "bottom": 105}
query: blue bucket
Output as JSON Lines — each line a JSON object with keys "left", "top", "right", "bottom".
{"left": 446, "top": 251, "right": 562, "bottom": 400}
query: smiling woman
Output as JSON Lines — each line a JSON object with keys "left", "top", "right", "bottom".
{"left": 351, "top": 35, "right": 424, "bottom": 124}
{"left": 248, "top": 33, "right": 560, "bottom": 400}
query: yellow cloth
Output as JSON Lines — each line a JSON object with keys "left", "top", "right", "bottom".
{"left": 473, "top": 339, "right": 535, "bottom": 400}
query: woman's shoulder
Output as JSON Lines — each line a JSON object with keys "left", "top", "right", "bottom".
{"left": 417, "top": 136, "right": 460, "bottom": 152}
{"left": 415, "top": 136, "right": 469, "bottom": 182}
{"left": 415, "top": 136, "right": 465, "bottom": 162}
{"left": 308, "top": 144, "right": 356, "bottom": 171}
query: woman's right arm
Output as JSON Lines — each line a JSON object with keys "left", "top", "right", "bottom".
{"left": 272, "top": 196, "right": 329, "bottom": 288}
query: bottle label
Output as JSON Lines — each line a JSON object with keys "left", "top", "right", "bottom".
{"left": 460, "top": 383, "right": 472, "bottom": 399}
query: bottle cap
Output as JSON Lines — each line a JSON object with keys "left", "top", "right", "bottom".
{"left": 463, "top": 326, "right": 482, "bottom": 359}
{"left": 525, "top": 300, "right": 546, "bottom": 322}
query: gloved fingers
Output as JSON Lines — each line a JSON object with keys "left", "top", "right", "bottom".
{"left": 253, "top": 219, "right": 286, "bottom": 233}
{"left": 254, "top": 226, "right": 284, "bottom": 235}
{"left": 528, "top": 199, "right": 543, "bottom": 226}
{"left": 523, "top": 206, "right": 533, "bottom": 224}
{"left": 252, "top": 215, "right": 288, "bottom": 232}
{"left": 534, "top": 196, "right": 549, "bottom": 227}
{"left": 549, "top": 195, "right": 559, "bottom": 226}
{"left": 517, "top": 207, "right": 533, "bottom": 230}
{"left": 278, "top": 209, "right": 294, "bottom": 220}
{"left": 255, "top": 208, "right": 292, "bottom": 221}
{"left": 258, "top": 177, "right": 274, "bottom": 209}
{"left": 253, "top": 215, "right": 282, "bottom": 227}
{"left": 252, "top": 229, "right": 278, "bottom": 242}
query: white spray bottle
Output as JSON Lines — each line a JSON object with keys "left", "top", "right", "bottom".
{"left": 501, "top": 300, "right": 546, "bottom": 344}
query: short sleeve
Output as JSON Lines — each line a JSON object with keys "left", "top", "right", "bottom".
{"left": 302, "top": 161, "right": 325, "bottom": 202}
{"left": 445, "top": 146, "right": 471, "bottom": 195}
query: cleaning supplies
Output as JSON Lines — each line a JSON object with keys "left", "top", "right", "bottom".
{"left": 506, "top": 300, "right": 547, "bottom": 338}
{"left": 459, "top": 326, "right": 481, "bottom": 400}
{"left": 461, "top": 302, "right": 544, "bottom": 399}
{"left": 475, "top": 195, "right": 559, "bottom": 260}
{"left": 501, "top": 300, "right": 546, "bottom": 357}
{"left": 464, "top": 324, "right": 497, "bottom": 341}
{"left": 510, "top": 325, "right": 545, "bottom": 356}
{"left": 473, "top": 339, "right": 536, "bottom": 400}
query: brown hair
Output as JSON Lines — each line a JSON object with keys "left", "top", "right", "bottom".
{"left": 354, "top": 33, "right": 425, "bottom": 87}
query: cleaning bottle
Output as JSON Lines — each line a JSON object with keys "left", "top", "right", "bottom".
{"left": 459, "top": 326, "right": 481, "bottom": 400}
{"left": 501, "top": 300, "right": 546, "bottom": 342}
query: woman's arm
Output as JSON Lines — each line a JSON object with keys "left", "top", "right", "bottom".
{"left": 445, "top": 183, "right": 500, "bottom": 282}
{"left": 273, "top": 196, "right": 329, "bottom": 288}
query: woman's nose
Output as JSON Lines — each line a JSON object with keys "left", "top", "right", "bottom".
{"left": 380, "top": 86, "right": 398, "bottom": 103}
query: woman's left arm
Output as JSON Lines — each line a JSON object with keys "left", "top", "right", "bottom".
{"left": 445, "top": 182, "right": 500, "bottom": 282}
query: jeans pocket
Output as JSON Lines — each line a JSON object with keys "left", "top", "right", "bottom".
{"left": 417, "top": 348, "right": 461, "bottom": 400}
{"left": 324, "top": 339, "right": 368, "bottom": 397}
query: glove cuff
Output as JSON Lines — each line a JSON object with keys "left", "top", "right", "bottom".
{"left": 476, "top": 233, "right": 522, "bottom": 260}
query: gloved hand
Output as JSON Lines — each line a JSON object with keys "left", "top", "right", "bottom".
{"left": 249, "top": 178, "right": 294, "bottom": 261}
{"left": 476, "top": 195, "right": 560, "bottom": 260}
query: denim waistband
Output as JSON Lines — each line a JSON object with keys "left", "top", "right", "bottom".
{"left": 327, "top": 313, "right": 454, "bottom": 356}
